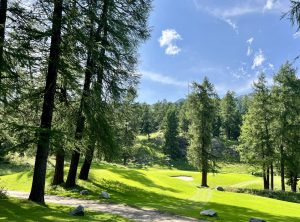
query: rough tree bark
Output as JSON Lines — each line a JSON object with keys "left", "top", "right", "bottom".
{"left": 78, "top": 144, "right": 95, "bottom": 180}
{"left": 28, "top": 0, "right": 63, "bottom": 204}
{"left": 52, "top": 148, "right": 65, "bottom": 185}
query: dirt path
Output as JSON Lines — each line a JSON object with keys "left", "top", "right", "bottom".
{"left": 6, "top": 190, "right": 205, "bottom": 222}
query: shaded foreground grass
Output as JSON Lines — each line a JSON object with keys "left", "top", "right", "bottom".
{"left": 1, "top": 163, "right": 300, "bottom": 221}
{"left": 0, "top": 197, "right": 129, "bottom": 222}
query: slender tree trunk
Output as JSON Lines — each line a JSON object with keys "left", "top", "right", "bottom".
{"left": 291, "top": 174, "right": 297, "bottom": 192}
{"left": 65, "top": 51, "right": 93, "bottom": 188}
{"left": 201, "top": 143, "right": 208, "bottom": 187}
{"left": 77, "top": 0, "right": 109, "bottom": 181}
{"left": 0, "top": 0, "right": 7, "bottom": 102}
{"left": 52, "top": 148, "right": 65, "bottom": 185}
{"left": 270, "top": 163, "right": 274, "bottom": 190}
{"left": 266, "top": 166, "right": 270, "bottom": 190}
{"left": 263, "top": 165, "right": 268, "bottom": 190}
{"left": 280, "top": 144, "right": 285, "bottom": 191}
{"left": 28, "top": 0, "right": 63, "bottom": 204}
{"left": 79, "top": 144, "right": 95, "bottom": 180}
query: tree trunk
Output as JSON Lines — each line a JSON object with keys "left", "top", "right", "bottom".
{"left": 65, "top": 150, "right": 80, "bottom": 188}
{"left": 291, "top": 174, "right": 297, "bottom": 192}
{"left": 0, "top": 0, "right": 7, "bottom": 102}
{"left": 201, "top": 170, "right": 208, "bottom": 187}
{"left": 65, "top": 50, "right": 93, "bottom": 188}
{"left": 52, "top": 148, "right": 65, "bottom": 185}
{"left": 266, "top": 166, "right": 270, "bottom": 190}
{"left": 270, "top": 163, "right": 274, "bottom": 190}
{"left": 263, "top": 166, "right": 268, "bottom": 190}
{"left": 79, "top": 144, "right": 95, "bottom": 180}
{"left": 29, "top": 0, "right": 63, "bottom": 204}
{"left": 280, "top": 144, "right": 285, "bottom": 191}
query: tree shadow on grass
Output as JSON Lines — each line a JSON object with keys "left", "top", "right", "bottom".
{"left": 90, "top": 166, "right": 178, "bottom": 193}
{"left": 0, "top": 198, "right": 125, "bottom": 222}
{"left": 88, "top": 179, "right": 300, "bottom": 222}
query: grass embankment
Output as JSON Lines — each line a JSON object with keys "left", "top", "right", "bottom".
{"left": 1, "top": 162, "right": 300, "bottom": 222}
{"left": 0, "top": 197, "right": 129, "bottom": 222}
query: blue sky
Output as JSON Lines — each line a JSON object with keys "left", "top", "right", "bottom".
{"left": 137, "top": 0, "right": 300, "bottom": 104}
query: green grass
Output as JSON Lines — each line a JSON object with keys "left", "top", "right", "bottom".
{"left": 1, "top": 162, "right": 300, "bottom": 222}
{"left": 0, "top": 197, "right": 129, "bottom": 222}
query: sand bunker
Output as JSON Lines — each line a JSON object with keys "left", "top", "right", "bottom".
{"left": 172, "top": 176, "right": 194, "bottom": 181}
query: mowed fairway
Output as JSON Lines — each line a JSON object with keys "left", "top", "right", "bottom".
{"left": 1, "top": 163, "right": 300, "bottom": 222}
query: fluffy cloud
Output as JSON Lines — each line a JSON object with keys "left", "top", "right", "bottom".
{"left": 159, "top": 29, "right": 182, "bottom": 55}
{"left": 252, "top": 49, "right": 265, "bottom": 69}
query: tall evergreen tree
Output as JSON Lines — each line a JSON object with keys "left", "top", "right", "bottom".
{"left": 187, "top": 77, "right": 217, "bottom": 187}
{"left": 220, "top": 91, "right": 241, "bottom": 140}
{"left": 163, "top": 107, "right": 180, "bottom": 159}
{"left": 29, "top": 0, "right": 63, "bottom": 203}
{"left": 272, "top": 63, "right": 300, "bottom": 192}
{"left": 239, "top": 74, "right": 274, "bottom": 190}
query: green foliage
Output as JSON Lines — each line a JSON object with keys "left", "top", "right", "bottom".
{"left": 186, "top": 77, "right": 217, "bottom": 172}
{"left": 163, "top": 107, "right": 180, "bottom": 159}
{"left": 220, "top": 91, "right": 241, "bottom": 140}
{"left": 239, "top": 74, "right": 274, "bottom": 167}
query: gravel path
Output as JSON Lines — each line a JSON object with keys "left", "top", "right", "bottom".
{"left": 7, "top": 190, "right": 205, "bottom": 222}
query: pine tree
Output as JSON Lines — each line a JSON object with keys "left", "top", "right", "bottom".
{"left": 29, "top": 0, "right": 64, "bottom": 204}
{"left": 164, "top": 107, "right": 180, "bottom": 159}
{"left": 220, "top": 91, "right": 241, "bottom": 140}
{"left": 187, "top": 77, "right": 217, "bottom": 187}
{"left": 272, "top": 63, "right": 300, "bottom": 192}
{"left": 239, "top": 74, "right": 274, "bottom": 190}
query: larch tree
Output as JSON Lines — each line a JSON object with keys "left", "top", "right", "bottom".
{"left": 239, "top": 74, "right": 275, "bottom": 190}
{"left": 220, "top": 91, "right": 241, "bottom": 140}
{"left": 163, "top": 107, "right": 180, "bottom": 160}
{"left": 272, "top": 63, "right": 300, "bottom": 192}
{"left": 29, "top": 0, "right": 64, "bottom": 203}
{"left": 187, "top": 77, "right": 217, "bottom": 187}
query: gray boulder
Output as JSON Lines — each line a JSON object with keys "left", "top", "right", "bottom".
{"left": 216, "top": 186, "right": 224, "bottom": 191}
{"left": 101, "top": 191, "right": 110, "bottom": 199}
{"left": 249, "top": 218, "right": 266, "bottom": 222}
{"left": 70, "top": 205, "right": 84, "bottom": 216}
{"left": 200, "top": 209, "right": 217, "bottom": 217}
{"left": 80, "top": 190, "right": 89, "bottom": 195}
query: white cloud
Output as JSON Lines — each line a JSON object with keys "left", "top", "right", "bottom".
{"left": 293, "top": 31, "right": 300, "bottom": 39}
{"left": 264, "top": 0, "right": 275, "bottom": 11}
{"left": 247, "top": 37, "right": 254, "bottom": 44}
{"left": 165, "top": 44, "right": 181, "bottom": 55}
{"left": 224, "top": 19, "right": 239, "bottom": 33}
{"left": 159, "top": 29, "right": 182, "bottom": 55}
{"left": 192, "top": 0, "right": 290, "bottom": 33}
{"left": 246, "top": 37, "right": 254, "bottom": 56}
{"left": 247, "top": 47, "right": 252, "bottom": 56}
{"left": 141, "top": 71, "right": 187, "bottom": 87}
{"left": 269, "top": 63, "right": 274, "bottom": 70}
{"left": 252, "top": 49, "right": 266, "bottom": 69}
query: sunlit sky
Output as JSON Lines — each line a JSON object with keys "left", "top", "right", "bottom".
{"left": 137, "top": 0, "right": 300, "bottom": 103}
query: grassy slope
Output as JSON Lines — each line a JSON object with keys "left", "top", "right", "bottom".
{"left": 1, "top": 163, "right": 300, "bottom": 222}
{"left": 0, "top": 197, "right": 129, "bottom": 222}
